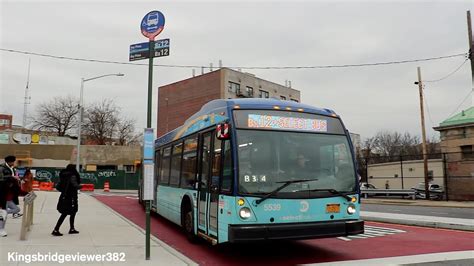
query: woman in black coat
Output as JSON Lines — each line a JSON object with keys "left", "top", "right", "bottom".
{"left": 52, "top": 164, "right": 81, "bottom": 236}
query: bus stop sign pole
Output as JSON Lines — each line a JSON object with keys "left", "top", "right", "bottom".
{"left": 138, "top": 10, "right": 166, "bottom": 261}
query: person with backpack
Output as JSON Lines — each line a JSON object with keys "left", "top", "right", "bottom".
{"left": 52, "top": 164, "right": 81, "bottom": 236}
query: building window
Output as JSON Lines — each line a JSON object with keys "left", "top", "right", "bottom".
{"left": 280, "top": 96, "right": 286, "bottom": 100}
{"left": 461, "top": 145, "right": 474, "bottom": 159}
{"left": 290, "top": 98, "right": 299, "bottom": 102}
{"left": 259, "top": 90, "right": 269, "bottom": 98}
{"left": 0, "top": 119, "right": 10, "bottom": 126}
{"left": 246, "top": 86, "right": 254, "bottom": 97}
{"left": 124, "top": 165, "right": 135, "bottom": 173}
{"left": 228, "top": 81, "right": 240, "bottom": 93}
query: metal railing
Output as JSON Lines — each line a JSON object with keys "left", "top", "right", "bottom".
{"left": 360, "top": 189, "right": 416, "bottom": 199}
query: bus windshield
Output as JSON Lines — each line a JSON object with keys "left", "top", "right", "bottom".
{"left": 236, "top": 130, "right": 356, "bottom": 197}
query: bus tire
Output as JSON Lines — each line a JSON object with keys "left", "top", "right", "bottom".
{"left": 182, "top": 204, "right": 197, "bottom": 243}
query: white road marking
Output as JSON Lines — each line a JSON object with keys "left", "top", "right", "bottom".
{"left": 337, "top": 225, "right": 406, "bottom": 241}
{"left": 304, "top": 251, "right": 474, "bottom": 265}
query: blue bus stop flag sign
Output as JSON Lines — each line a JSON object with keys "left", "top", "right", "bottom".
{"left": 141, "top": 11, "right": 165, "bottom": 40}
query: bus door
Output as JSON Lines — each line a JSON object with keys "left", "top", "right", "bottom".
{"left": 208, "top": 136, "right": 222, "bottom": 237}
{"left": 197, "top": 131, "right": 222, "bottom": 238}
{"left": 197, "top": 132, "right": 212, "bottom": 233}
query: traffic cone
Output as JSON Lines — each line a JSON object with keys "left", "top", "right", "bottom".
{"left": 103, "top": 181, "right": 110, "bottom": 192}
{"left": 32, "top": 181, "right": 40, "bottom": 191}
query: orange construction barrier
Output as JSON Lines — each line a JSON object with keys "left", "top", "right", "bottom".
{"left": 80, "top": 184, "right": 95, "bottom": 192}
{"left": 32, "top": 181, "right": 40, "bottom": 191}
{"left": 103, "top": 181, "right": 110, "bottom": 192}
{"left": 39, "top": 182, "right": 54, "bottom": 191}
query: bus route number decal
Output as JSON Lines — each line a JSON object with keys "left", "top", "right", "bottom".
{"left": 264, "top": 204, "right": 281, "bottom": 211}
{"left": 243, "top": 175, "right": 266, "bottom": 183}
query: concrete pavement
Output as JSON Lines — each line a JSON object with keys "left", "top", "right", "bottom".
{"left": 0, "top": 191, "right": 196, "bottom": 266}
{"left": 362, "top": 198, "right": 474, "bottom": 208}
{"left": 361, "top": 198, "right": 474, "bottom": 231}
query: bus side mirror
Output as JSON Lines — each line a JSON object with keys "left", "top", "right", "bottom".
{"left": 216, "top": 123, "right": 231, "bottom": 140}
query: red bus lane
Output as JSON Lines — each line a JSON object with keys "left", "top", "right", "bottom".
{"left": 94, "top": 195, "right": 474, "bottom": 265}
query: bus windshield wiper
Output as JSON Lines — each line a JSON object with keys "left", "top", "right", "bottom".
{"left": 255, "top": 179, "right": 318, "bottom": 205}
{"left": 300, "top": 188, "right": 352, "bottom": 201}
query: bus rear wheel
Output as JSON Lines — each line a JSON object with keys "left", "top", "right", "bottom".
{"left": 183, "top": 208, "right": 197, "bottom": 243}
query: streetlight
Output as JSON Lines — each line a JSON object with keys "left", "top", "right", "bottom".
{"left": 76, "top": 73, "right": 125, "bottom": 172}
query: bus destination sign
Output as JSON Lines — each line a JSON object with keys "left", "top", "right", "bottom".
{"left": 248, "top": 114, "right": 327, "bottom": 132}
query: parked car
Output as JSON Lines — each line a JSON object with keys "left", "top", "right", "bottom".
{"left": 412, "top": 182, "right": 444, "bottom": 200}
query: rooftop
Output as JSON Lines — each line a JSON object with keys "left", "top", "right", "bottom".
{"left": 437, "top": 106, "right": 474, "bottom": 128}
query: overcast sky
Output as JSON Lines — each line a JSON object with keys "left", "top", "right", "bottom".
{"left": 1, "top": 0, "right": 472, "bottom": 141}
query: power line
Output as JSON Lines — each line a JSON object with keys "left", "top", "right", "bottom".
{"left": 447, "top": 88, "right": 473, "bottom": 118}
{"left": 0, "top": 47, "right": 468, "bottom": 70}
{"left": 422, "top": 85, "right": 435, "bottom": 127}
{"left": 423, "top": 58, "right": 469, "bottom": 83}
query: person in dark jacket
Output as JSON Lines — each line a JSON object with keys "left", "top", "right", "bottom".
{"left": 0, "top": 155, "right": 18, "bottom": 237}
{"left": 52, "top": 164, "right": 81, "bottom": 236}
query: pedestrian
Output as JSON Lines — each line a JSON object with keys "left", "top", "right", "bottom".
{"left": 21, "top": 168, "right": 33, "bottom": 194}
{"left": 0, "top": 155, "right": 19, "bottom": 237}
{"left": 52, "top": 164, "right": 81, "bottom": 236}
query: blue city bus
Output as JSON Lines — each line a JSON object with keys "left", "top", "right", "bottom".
{"left": 139, "top": 98, "right": 364, "bottom": 244}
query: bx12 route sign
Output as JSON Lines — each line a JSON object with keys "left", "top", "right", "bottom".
{"left": 129, "top": 38, "right": 170, "bottom": 61}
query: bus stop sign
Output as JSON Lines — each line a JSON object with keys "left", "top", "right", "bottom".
{"left": 141, "top": 11, "right": 165, "bottom": 40}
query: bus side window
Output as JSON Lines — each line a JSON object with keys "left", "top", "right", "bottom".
{"left": 181, "top": 137, "right": 198, "bottom": 189}
{"left": 211, "top": 136, "right": 222, "bottom": 189}
{"left": 221, "top": 140, "right": 233, "bottom": 193}
{"left": 169, "top": 142, "right": 183, "bottom": 187}
{"left": 155, "top": 149, "right": 161, "bottom": 188}
{"left": 160, "top": 146, "right": 172, "bottom": 185}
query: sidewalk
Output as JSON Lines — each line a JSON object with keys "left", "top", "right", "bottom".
{"left": 362, "top": 198, "right": 474, "bottom": 208}
{"left": 361, "top": 211, "right": 474, "bottom": 231}
{"left": 0, "top": 191, "right": 196, "bottom": 266}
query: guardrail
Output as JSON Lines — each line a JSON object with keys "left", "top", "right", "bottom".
{"left": 360, "top": 189, "right": 416, "bottom": 199}
{"left": 20, "top": 191, "right": 37, "bottom": 240}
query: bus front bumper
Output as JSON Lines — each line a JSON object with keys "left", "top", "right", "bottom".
{"left": 228, "top": 219, "right": 364, "bottom": 243}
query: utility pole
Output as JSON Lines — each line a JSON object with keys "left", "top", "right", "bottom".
{"left": 416, "top": 67, "right": 430, "bottom": 200}
{"left": 467, "top": 11, "right": 473, "bottom": 84}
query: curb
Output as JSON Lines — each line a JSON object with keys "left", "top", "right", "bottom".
{"left": 361, "top": 215, "right": 474, "bottom": 232}
{"left": 361, "top": 199, "right": 474, "bottom": 209}
{"left": 88, "top": 194, "right": 198, "bottom": 266}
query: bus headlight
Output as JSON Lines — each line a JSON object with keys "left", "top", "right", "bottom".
{"left": 347, "top": 204, "right": 356, "bottom": 215}
{"left": 239, "top": 207, "right": 252, "bottom": 219}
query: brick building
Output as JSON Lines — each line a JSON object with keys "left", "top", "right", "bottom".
{"left": 433, "top": 107, "right": 474, "bottom": 201}
{"left": 157, "top": 68, "right": 301, "bottom": 137}
{"left": 0, "top": 114, "right": 12, "bottom": 130}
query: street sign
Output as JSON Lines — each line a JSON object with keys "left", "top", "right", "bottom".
{"left": 141, "top": 11, "right": 165, "bottom": 40}
{"left": 129, "top": 39, "right": 170, "bottom": 61}
{"left": 142, "top": 128, "right": 154, "bottom": 201}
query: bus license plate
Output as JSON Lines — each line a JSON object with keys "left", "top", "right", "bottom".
{"left": 326, "top": 204, "right": 340, "bottom": 213}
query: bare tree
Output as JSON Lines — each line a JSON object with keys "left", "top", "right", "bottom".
{"left": 31, "top": 96, "right": 79, "bottom": 136}
{"left": 116, "top": 118, "right": 136, "bottom": 145}
{"left": 370, "top": 131, "right": 421, "bottom": 157}
{"left": 83, "top": 99, "right": 119, "bottom": 145}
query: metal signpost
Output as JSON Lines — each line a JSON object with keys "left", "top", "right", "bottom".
{"left": 130, "top": 10, "right": 168, "bottom": 260}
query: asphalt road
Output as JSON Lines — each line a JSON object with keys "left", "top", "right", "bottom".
{"left": 94, "top": 195, "right": 474, "bottom": 265}
{"left": 361, "top": 204, "right": 474, "bottom": 219}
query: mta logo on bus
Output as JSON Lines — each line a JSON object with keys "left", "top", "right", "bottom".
{"left": 216, "top": 123, "right": 230, "bottom": 140}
